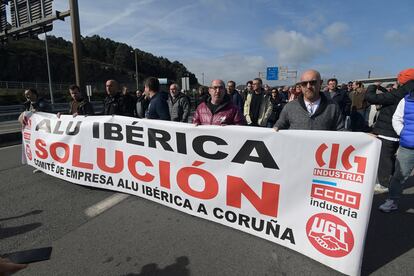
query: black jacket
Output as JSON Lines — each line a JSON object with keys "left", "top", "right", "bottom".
{"left": 145, "top": 91, "right": 170, "bottom": 120}
{"left": 365, "top": 81, "right": 413, "bottom": 137}
{"left": 323, "top": 89, "right": 351, "bottom": 116}
{"left": 103, "top": 93, "right": 135, "bottom": 116}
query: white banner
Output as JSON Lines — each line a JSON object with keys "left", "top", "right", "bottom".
{"left": 21, "top": 112, "right": 381, "bottom": 276}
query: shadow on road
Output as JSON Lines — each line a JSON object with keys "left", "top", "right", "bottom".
{"left": 123, "top": 256, "right": 190, "bottom": 276}
{"left": 0, "top": 210, "right": 43, "bottom": 222}
{"left": 0, "top": 222, "right": 42, "bottom": 239}
{"left": 361, "top": 183, "right": 414, "bottom": 275}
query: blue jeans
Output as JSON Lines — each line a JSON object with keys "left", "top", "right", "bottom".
{"left": 389, "top": 146, "right": 414, "bottom": 200}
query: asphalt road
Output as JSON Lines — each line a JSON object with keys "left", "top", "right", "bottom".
{"left": 1, "top": 144, "right": 413, "bottom": 276}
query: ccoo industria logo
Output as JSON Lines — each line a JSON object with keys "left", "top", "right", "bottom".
{"left": 306, "top": 213, "right": 354, "bottom": 258}
{"left": 313, "top": 143, "right": 367, "bottom": 183}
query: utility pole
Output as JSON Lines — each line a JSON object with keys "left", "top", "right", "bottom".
{"left": 202, "top": 72, "right": 204, "bottom": 85}
{"left": 134, "top": 50, "right": 138, "bottom": 89}
{"left": 69, "top": 0, "right": 82, "bottom": 89}
{"left": 44, "top": 31, "right": 54, "bottom": 105}
{"left": 368, "top": 70, "right": 371, "bottom": 79}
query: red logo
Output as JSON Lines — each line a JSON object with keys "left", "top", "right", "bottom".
{"left": 306, "top": 213, "right": 354, "bottom": 257}
{"left": 25, "top": 144, "right": 32, "bottom": 161}
{"left": 23, "top": 117, "right": 32, "bottom": 130}
{"left": 311, "top": 184, "right": 361, "bottom": 209}
{"left": 23, "top": 132, "right": 31, "bottom": 141}
{"left": 314, "top": 144, "right": 367, "bottom": 183}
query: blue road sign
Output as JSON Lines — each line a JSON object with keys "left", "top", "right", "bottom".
{"left": 266, "top": 67, "right": 278, "bottom": 80}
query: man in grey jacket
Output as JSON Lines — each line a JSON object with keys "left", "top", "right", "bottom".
{"left": 274, "top": 69, "right": 344, "bottom": 131}
{"left": 167, "top": 83, "right": 190, "bottom": 122}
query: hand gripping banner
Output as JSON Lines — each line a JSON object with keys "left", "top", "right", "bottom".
{"left": 21, "top": 112, "right": 381, "bottom": 276}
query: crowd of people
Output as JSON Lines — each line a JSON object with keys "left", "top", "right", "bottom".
{"left": 20, "top": 68, "right": 414, "bottom": 215}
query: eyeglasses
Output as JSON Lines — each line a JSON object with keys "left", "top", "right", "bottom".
{"left": 299, "top": 80, "right": 318, "bottom": 87}
{"left": 210, "top": 86, "right": 224, "bottom": 90}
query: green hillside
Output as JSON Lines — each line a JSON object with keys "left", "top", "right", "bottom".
{"left": 0, "top": 35, "right": 198, "bottom": 86}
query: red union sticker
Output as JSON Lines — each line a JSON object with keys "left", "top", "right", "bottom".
{"left": 25, "top": 144, "right": 32, "bottom": 161}
{"left": 306, "top": 213, "right": 354, "bottom": 258}
{"left": 23, "top": 132, "right": 31, "bottom": 141}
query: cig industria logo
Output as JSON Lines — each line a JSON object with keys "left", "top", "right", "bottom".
{"left": 313, "top": 143, "right": 367, "bottom": 183}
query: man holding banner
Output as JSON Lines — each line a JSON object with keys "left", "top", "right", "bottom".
{"left": 274, "top": 69, "right": 344, "bottom": 131}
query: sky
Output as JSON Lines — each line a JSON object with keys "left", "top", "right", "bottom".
{"left": 48, "top": 0, "right": 414, "bottom": 86}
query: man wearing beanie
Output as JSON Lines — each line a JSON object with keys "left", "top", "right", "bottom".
{"left": 378, "top": 68, "right": 414, "bottom": 212}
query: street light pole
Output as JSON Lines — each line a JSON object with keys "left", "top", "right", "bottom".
{"left": 134, "top": 50, "right": 138, "bottom": 89}
{"left": 43, "top": 31, "right": 54, "bottom": 106}
{"left": 131, "top": 49, "right": 139, "bottom": 89}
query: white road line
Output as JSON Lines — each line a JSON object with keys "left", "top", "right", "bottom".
{"left": 85, "top": 193, "right": 129, "bottom": 218}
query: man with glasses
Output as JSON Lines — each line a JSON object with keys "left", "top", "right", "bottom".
{"left": 274, "top": 69, "right": 344, "bottom": 131}
{"left": 193, "top": 79, "right": 245, "bottom": 125}
{"left": 243, "top": 78, "right": 273, "bottom": 127}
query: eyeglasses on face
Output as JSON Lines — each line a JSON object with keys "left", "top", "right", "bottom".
{"left": 299, "top": 80, "right": 318, "bottom": 87}
{"left": 210, "top": 86, "right": 224, "bottom": 90}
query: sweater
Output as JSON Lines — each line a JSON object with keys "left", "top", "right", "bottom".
{"left": 274, "top": 93, "right": 344, "bottom": 131}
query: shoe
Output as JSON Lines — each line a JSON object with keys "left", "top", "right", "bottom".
{"left": 378, "top": 199, "right": 398, "bottom": 212}
{"left": 374, "top": 184, "right": 389, "bottom": 194}
{"left": 32, "top": 169, "right": 41, "bottom": 174}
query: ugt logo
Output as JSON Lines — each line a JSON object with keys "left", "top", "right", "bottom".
{"left": 306, "top": 213, "right": 354, "bottom": 258}
{"left": 314, "top": 144, "right": 367, "bottom": 183}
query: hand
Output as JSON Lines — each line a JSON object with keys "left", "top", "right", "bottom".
{"left": 56, "top": 112, "right": 61, "bottom": 118}
{"left": 72, "top": 112, "right": 78, "bottom": 117}
{"left": 273, "top": 127, "right": 279, "bottom": 132}
{"left": 0, "top": 257, "right": 28, "bottom": 275}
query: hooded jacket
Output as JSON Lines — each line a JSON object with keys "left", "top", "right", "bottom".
{"left": 167, "top": 92, "right": 190, "bottom": 122}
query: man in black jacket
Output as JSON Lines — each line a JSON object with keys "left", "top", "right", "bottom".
{"left": 365, "top": 79, "right": 411, "bottom": 193}
{"left": 324, "top": 78, "right": 351, "bottom": 118}
{"left": 68, "top": 85, "right": 94, "bottom": 116}
{"left": 103, "top": 80, "right": 135, "bottom": 116}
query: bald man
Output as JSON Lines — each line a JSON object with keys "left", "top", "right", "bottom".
{"left": 103, "top": 80, "right": 135, "bottom": 116}
{"left": 274, "top": 69, "right": 344, "bottom": 131}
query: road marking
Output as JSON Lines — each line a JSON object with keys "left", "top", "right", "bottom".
{"left": 85, "top": 193, "right": 129, "bottom": 218}
{"left": 0, "top": 144, "right": 21, "bottom": 150}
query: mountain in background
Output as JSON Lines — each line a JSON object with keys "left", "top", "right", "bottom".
{"left": 0, "top": 35, "right": 198, "bottom": 87}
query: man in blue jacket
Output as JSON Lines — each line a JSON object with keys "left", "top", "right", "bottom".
{"left": 144, "top": 77, "right": 170, "bottom": 121}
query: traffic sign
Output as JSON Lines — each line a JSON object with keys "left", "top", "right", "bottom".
{"left": 266, "top": 67, "right": 278, "bottom": 80}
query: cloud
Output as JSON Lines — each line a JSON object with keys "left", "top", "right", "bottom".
{"left": 384, "top": 27, "right": 414, "bottom": 45}
{"left": 183, "top": 55, "right": 266, "bottom": 85}
{"left": 265, "top": 29, "right": 325, "bottom": 65}
{"left": 323, "top": 22, "right": 350, "bottom": 45}
{"left": 83, "top": 0, "right": 154, "bottom": 36}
